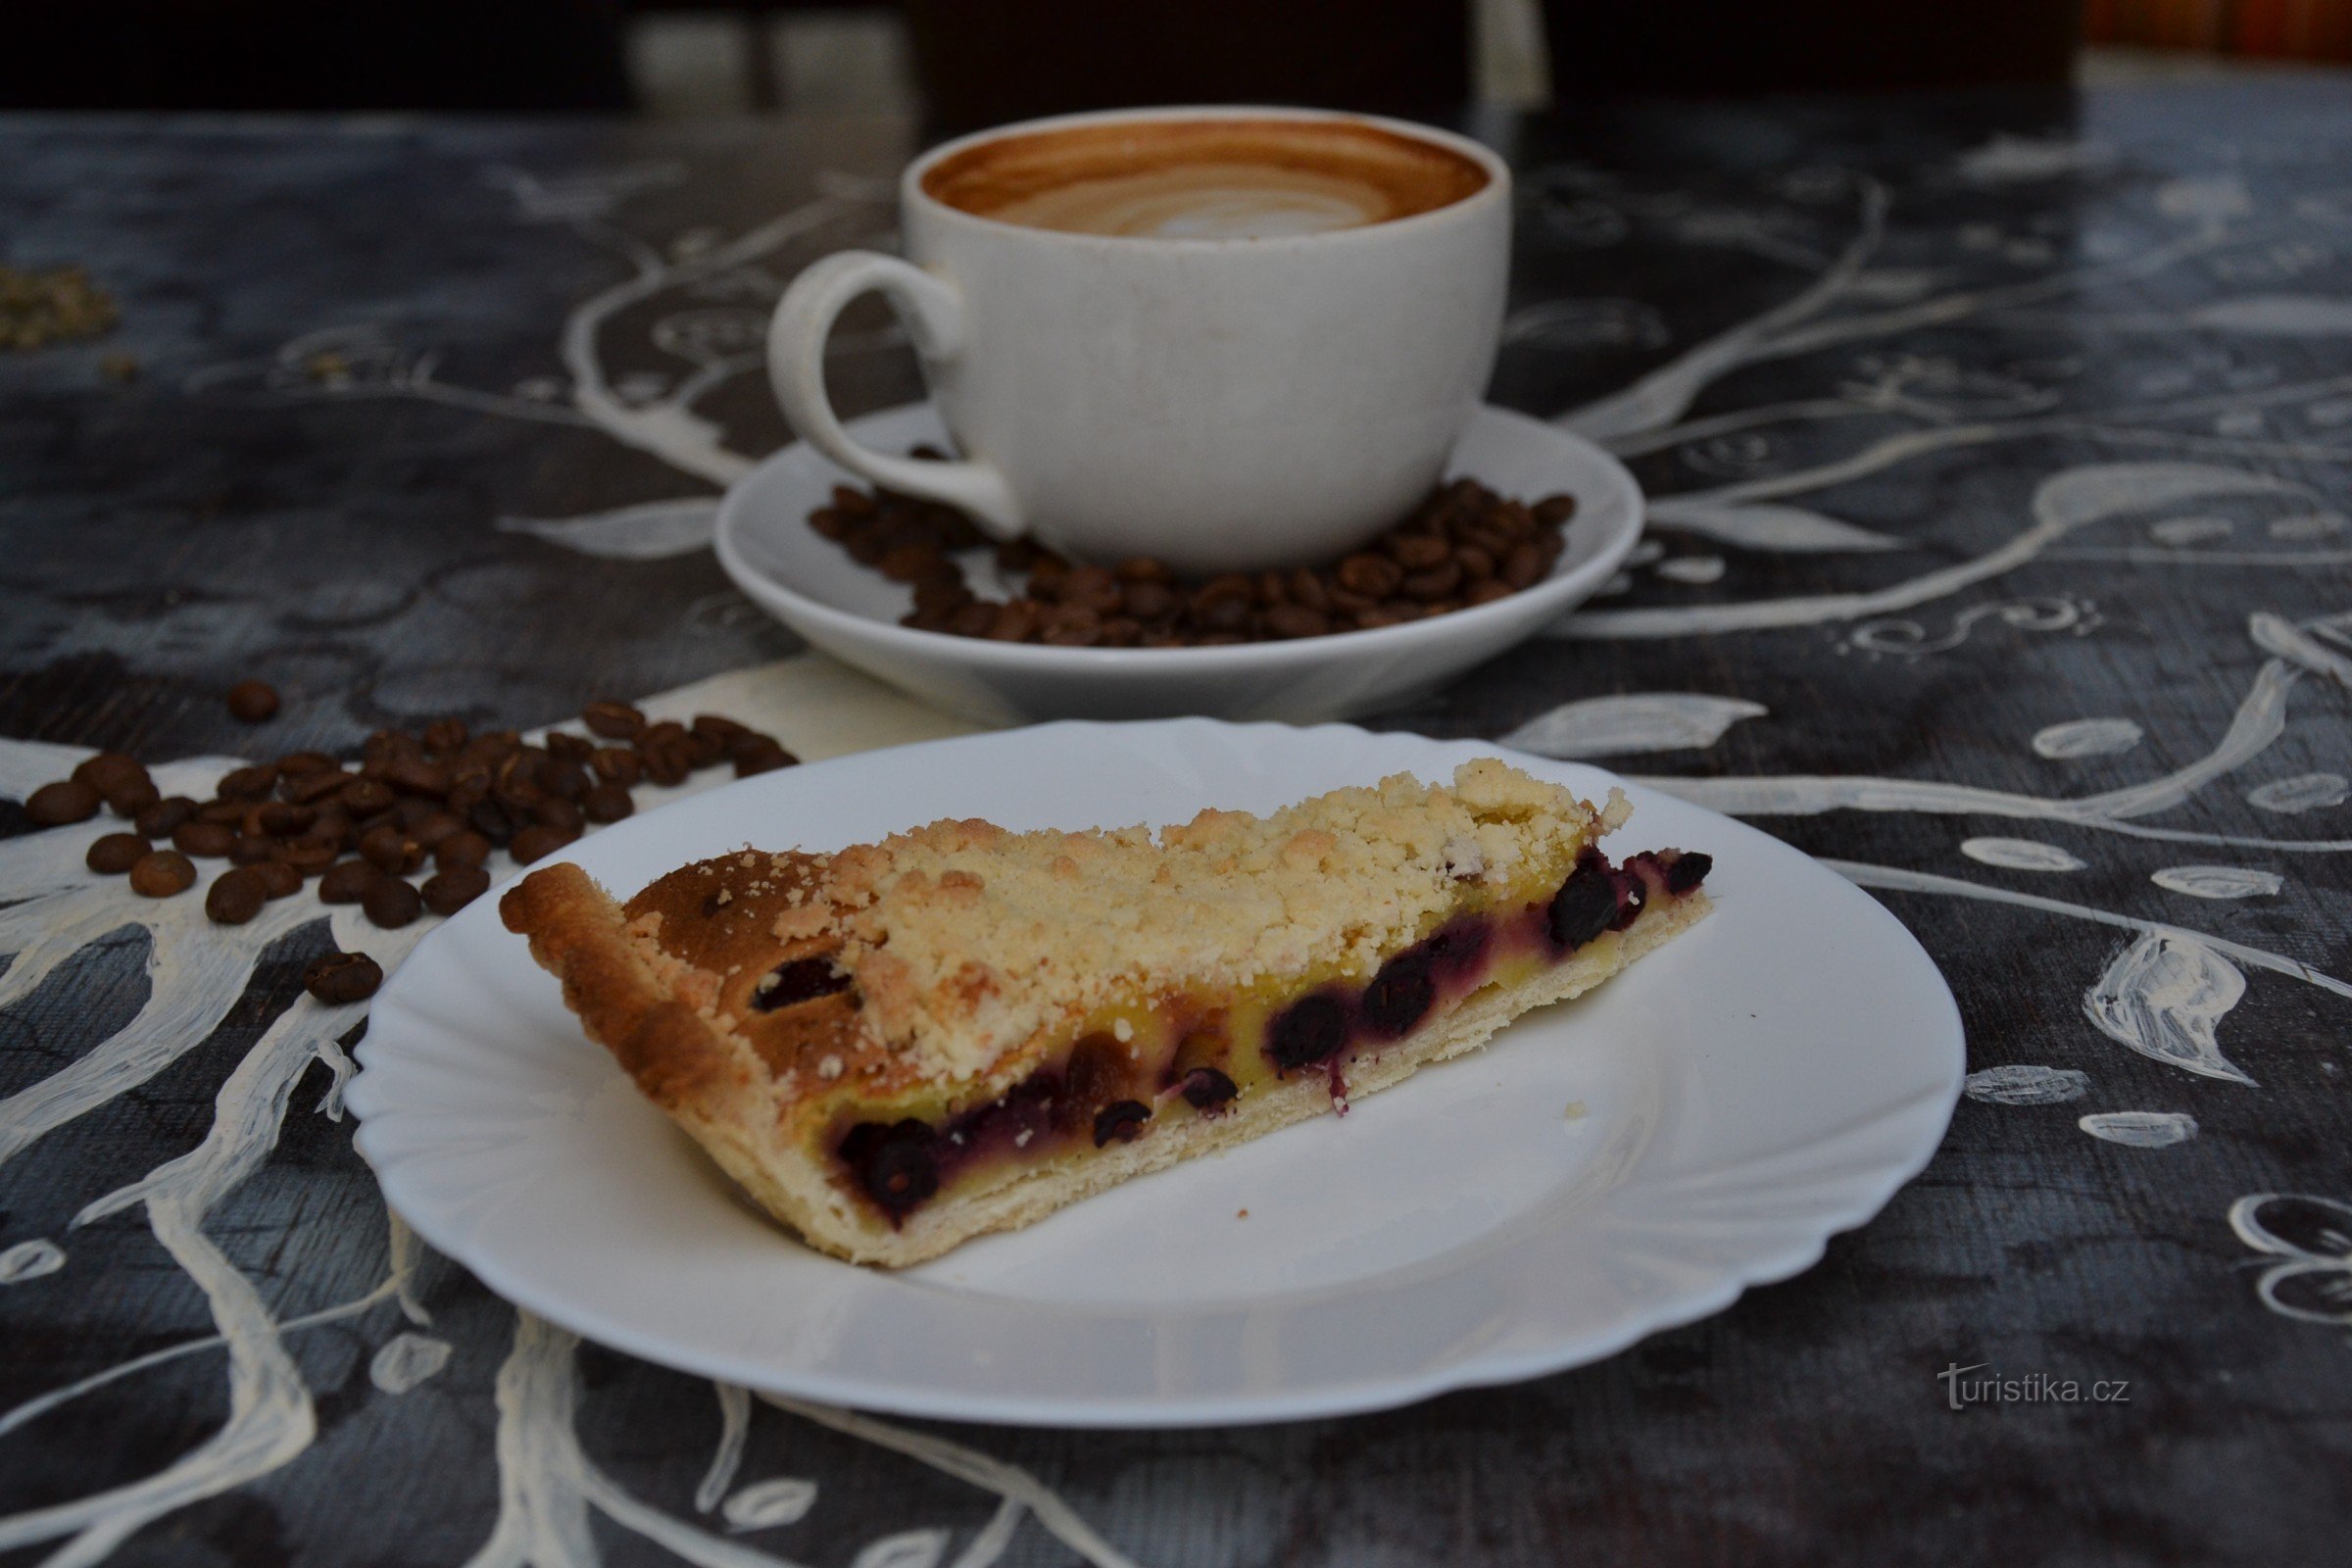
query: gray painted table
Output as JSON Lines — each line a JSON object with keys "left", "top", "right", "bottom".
{"left": 4, "top": 81, "right": 2350, "bottom": 1567}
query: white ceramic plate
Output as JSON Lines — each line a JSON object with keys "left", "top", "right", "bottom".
{"left": 349, "top": 721, "right": 1963, "bottom": 1428}
{"left": 713, "top": 403, "right": 1643, "bottom": 725}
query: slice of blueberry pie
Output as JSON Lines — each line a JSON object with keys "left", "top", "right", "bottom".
{"left": 500, "top": 759, "right": 1712, "bottom": 1266}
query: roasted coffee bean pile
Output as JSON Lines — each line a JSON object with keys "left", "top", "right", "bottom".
{"left": 26, "top": 696, "right": 798, "bottom": 936}
{"left": 807, "top": 464, "right": 1576, "bottom": 648}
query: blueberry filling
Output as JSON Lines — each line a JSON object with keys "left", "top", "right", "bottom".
{"left": 837, "top": 1117, "right": 939, "bottom": 1215}
{"left": 1545, "top": 853, "right": 1619, "bottom": 952}
{"left": 1267, "top": 992, "right": 1350, "bottom": 1071}
{"left": 1093, "top": 1100, "right": 1151, "bottom": 1147}
{"left": 752, "top": 956, "right": 852, "bottom": 1011}
{"left": 1663, "top": 850, "right": 1712, "bottom": 895}
{"left": 1423, "top": 915, "right": 1492, "bottom": 978}
{"left": 1179, "top": 1066, "right": 1238, "bottom": 1110}
{"left": 1361, "top": 948, "right": 1436, "bottom": 1038}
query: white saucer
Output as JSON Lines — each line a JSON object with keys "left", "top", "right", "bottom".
{"left": 713, "top": 403, "right": 1643, "bottom": 725}
{"left": 349, "top": 721, "right": 1964, "bottom": 1428}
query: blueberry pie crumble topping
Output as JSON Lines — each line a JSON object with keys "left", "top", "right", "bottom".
{"left": 501, "top": 760, "right": 1712, "bottom": 1267}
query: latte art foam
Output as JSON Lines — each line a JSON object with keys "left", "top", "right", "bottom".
{"left": 987, "top": 164, "right": 1396, "bottom": 239}
{"left": 923, "top": 117, "right": 1489, "bottom": 240}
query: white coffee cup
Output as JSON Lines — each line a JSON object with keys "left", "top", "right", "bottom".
{"left": 767, "top": 105, "right": 1510, "bottom": 576}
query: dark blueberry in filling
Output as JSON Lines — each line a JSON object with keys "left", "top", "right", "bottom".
{"left": 1093, "top": 1100, "right": 1151, "bottom": 1147}
{"left": 837, "top": 1118, "right": 940, "bottom": 1215}
{"left": 1179, "top": 1066, "right": 1238, "bottom": 1110}
{"left": 1423, "top": 915, "right": 1492, "bottom": 978}
{"left": 1546, "top": 854, "right": 1618, "bottom": 952}
{"left": 1361, "top": 949, "right": 1436, "bottom": 1038}
{"left": 1663, "top": 851, "right": 1713, "bottom": 895}
{"left": 752, "top": 956, "right": 852, "bottom": 1011}
{"left": 1267, "top": 992, "right": 1350, "bottom": 1072}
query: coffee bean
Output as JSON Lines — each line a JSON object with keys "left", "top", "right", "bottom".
{"left": 582, "top": 782, "right": 634, "bottom": 822}
{"left": 534, "top": 797, "right": 584, "bottom": 834}
{"left": 1466, "top": 579, "right": 1516, "bottom": 606}
{"left": 282, "top": 768, "right": 350, "bottom": 806}
{"left": 251, "top": 859, "right": 302, "bottom": 899}
{"left": 420, "top": 717, "right": 468, "bottom": 755}
{"left": 303, "top": 951, "right": 382, "bottom": 1005}
{"left": 381, "top": 756, "right": 452, "bottom": 798}
{"left": 1114, "top": 556, "right": 1175, "bottom": 585}
{"left": 543, "top": 731, "right": 593, "bottom": 766}
{"left": 1501, "top": 541, "right": 1547, "bottom": 589}
{"left": 1121, "top": 581, "right": 1179, "bottom": 622}
{"left": 225, "top": 680, "right": 279, "bottom": 721}
{"left": 582, "top": 700, "right": 644, "bottom": 739}
{"left": 86, "top": 832, "right": 150, "bottom": 874}
{"left": 734, "top": 738, "right": 795, "bottom": 777}
{"left": 436, "top": 830, "right": 493, "bottom": 870}
{"left": 1533, "top": 493, "right": 1578, "bottom": 528}
{"left": 877, "top": 543, "right": 945, "bottom": 583}
{"left": 1390, "top": 534, "right": 1449, "bottom": 569}
{"left": 206, "top": 867, "right": 268, "bottom": 924}
{"left": 946, "top": 601, "right": 998, "bottom": 638}
{"left": 1288, "top": 569, "right": 1330, "bottom": 612}
{"left": 509, "top": 823, "right": 575, "bottom": 865}
{"left": 467, "top": 797, "right": 518, "bottom": 843}
{"left": 128, "top": 850, "right": 196, "bottom": 898}
{"left": 1099, "top": 615, "right": 1143, "bottom": 646}
{"left": 361, "top": 875, "right": 423, "bottom": 929}
{"left": 341, "top": 777, "right": 394, "bottom": 815}
{"left": 172, "top": 819, "right": 237, "bottom": 858}
{"left": 1040, "top": 606, "right": 1102, "bottom": 646}
{"left": 1401, "top": 561, "right": 1462, "bottom": 601}
{"left": 1254, "top": 570, "right": 1288, "bottom": 607}
{"left": 1193, "top": 592, "right": 1251, "bottom": 634}
{"left": 103, "top": 775, "right": 161, "bottom": 816}
{"left": 1263, "top": 604, "right": 1332, "bottom": 639}
{"left": 1336, "top": 554, "right": 1401, "bottom": 598}
{"left": 318, "top": 859, "right": 379, "bottom": 904}
{"left": 1058, "top": 565, "right": 1123, "bottom": 613}
{"left": 229, "top": 833, "right": 281, "bottom": 866}
{"left": 808, "top": 506, "right": 852, "bottom": 540}
{"left": 25, "top": 779, "right": 102, "bottom": 826}
{"left": 420, "top": 865, "right": 491, "bottom": 916}
{"left": 987, "top": 600, "right": 1043, "bottom": 641}
{"left": 276, "top": 836, "right": 340, "bottom": 877}
{"left": 135, "top": 796, "right": 199, "bottom": 838}
{"left": 217, "top": 763, "right": 277, "bottom": 800}
{"left": 638, "top": 740, "right": 691, "bottom": 788}
{"left": 275, "top": 751, "right": 337, "bottom": 777}
{"left": 359, "top": 823, "right": 425, "bottom": 875}
{"left": 73, "top": 753, "right": 144, "bottom": 793}
{"left": 251, "top": 800, "right": 315, "bottom": 837}
{"left": 588, "top": 747, "right": 641, "bottom": 787}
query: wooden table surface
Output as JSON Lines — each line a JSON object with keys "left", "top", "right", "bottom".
{"left": 4, "top": 80, "right": 2351, "bottom": 1567}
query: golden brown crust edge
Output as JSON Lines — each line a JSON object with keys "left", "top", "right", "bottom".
{"left": 501, "top": 862, "right": 899, "bottom": 1263}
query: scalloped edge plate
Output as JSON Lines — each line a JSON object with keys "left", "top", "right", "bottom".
{"left": 350, "top": 720, "right": 1962, "bottom": 1427}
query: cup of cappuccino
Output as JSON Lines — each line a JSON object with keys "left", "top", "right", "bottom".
{"left": 768, "top": 106, "right": 1510, "bottom": 576}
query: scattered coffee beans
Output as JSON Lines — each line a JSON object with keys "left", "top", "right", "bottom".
{"left": 128, "top": 850, "right": 197, "bottom": 898}
{"left": 420, "top": 865, "right": 490, "bottom": 916}
{"left": 807, "top": 466, "right": 1575, "bottom": 647}
{"left": 303, "top": 951, "right": 382, "bottom": 1005}
{"left": 227, "top": 680, "right": 281, "bottom": 722}
{"left": 26, "top": 694, "right": 794, "bottom": 944}
{"left": 206, "top": 867, "right": 269, "bottom": 925}
{"left": 86, "top": 832, "right": 150, "bottom": 874}
{"left": 25, "top": 779, "right": 102, "bottom": 826}
{"left": 360, "top": 875, "right": 422, "bottom": 930}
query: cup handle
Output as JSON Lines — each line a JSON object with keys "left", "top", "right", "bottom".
{"left": 767, "top": 251, "right": 1022, "bottom": 540}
